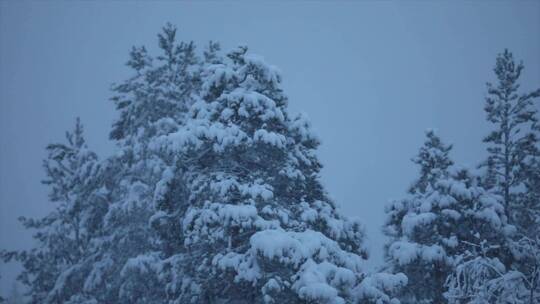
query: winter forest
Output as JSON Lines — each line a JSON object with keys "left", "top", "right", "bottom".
{"left": 1, "top": 3, "right": 540, "bottom": 304}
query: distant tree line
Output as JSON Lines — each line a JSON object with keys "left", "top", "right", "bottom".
{"left": 1, "top": 24, "right": 538, "bottom": 304}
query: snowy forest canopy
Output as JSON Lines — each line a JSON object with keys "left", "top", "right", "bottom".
{"left": 1, "top": 24, "right": 539, "bottom": 304}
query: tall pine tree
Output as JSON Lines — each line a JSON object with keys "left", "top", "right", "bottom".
{"left": 479, "top": 49, "right": 540, "bottom": 303}
{"left": 83, "top": 24, "right": 202, "bottom": 303}
{"left": 481, "top": 49, "right": 539, "bottom": 220}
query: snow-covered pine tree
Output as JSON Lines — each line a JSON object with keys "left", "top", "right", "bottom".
{"left": 384, "top": 131, "right": 515, "bottom": 304}
{"left": 383, "top": 130, "right": 453, "bottom": 303}
{"left": 383, "top": 130, "right": 453, "bottom": 258}
{"left": 477, "top": 50, "right": 540, "bottom": 303}
{"left": 81, "top": 24, "right": 203, "bottom": 303}
{"left": 481, "top": 49, "right": 540, "bottom": 220}
{"left": 1, "top": 118, "right": 107, "bottom": 304}
{"left": 147, "top": 45, "right": 406, "bottom": 303}
{"left": 383, "top": 130, "right": 454, "bottom": 241}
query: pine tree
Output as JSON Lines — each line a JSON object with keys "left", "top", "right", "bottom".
{"left": 145, "top": 45, "right": 406, "bottom": 303}
{"left": 82, "top": 24, "right": 202, "bottom": 303}
{"left": 384, "top": 131, "right": 454, "bottom": 303}
{"left": 479, "top": 49, "right": 540, "bottom": 303}
{"left": 384, "top": 132, "right": 514, "bottom": 304}
{"left": 384, "top": 130, "right": 453, "bottom": 254}
{"left": 1, "top": 119, "right": 106, "bottom": 304}
{"left": 481, "top": 49, "right": 540, "bottom": 216}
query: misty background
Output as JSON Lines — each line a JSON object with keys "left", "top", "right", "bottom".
{"left": 1, "top": 1, "right": 539, "bottom": 297}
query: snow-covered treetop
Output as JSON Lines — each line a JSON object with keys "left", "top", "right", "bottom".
{"left": 110, "top": 23, "right": 201, "bottom": 143}
{"left": 409, "top": 129, "right": 453, "bottom": 195}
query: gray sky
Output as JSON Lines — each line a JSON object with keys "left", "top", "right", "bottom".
{"left": 1, "top": 0, "right": 539, "bottom": 297}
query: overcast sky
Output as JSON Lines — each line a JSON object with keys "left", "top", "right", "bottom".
{"left": 1, "top": 0, "right": 539, "bottom": 297}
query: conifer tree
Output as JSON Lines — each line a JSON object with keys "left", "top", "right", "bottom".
{"left": 384, "top": 131, "right": 514, "bottom": 304}
{"left": 146, "top": 45, "right": 406, "bottom": 303}
{"left": 384, "top": 131, "right": 453, "bottom": 303}
{"left": 84, "top": 24, "right": 202, "bottom": 303}
{"left": 481, "top": 49, "right": 539, "bottom": 216}
{"left": 384, "top": 130, "right": 453, "bottom": 251}
{"left": 1, "top": 119, "right": 106, "bottom": 304}
{"left": 478, "top": 50, "right": 540, "bottom": 303}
